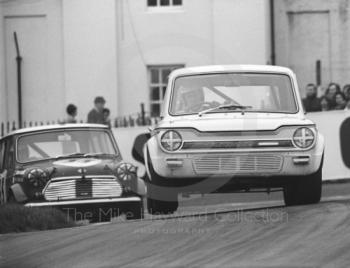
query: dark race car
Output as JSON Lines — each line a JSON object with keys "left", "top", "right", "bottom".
{"left": 0, "top": 124, "right": 145, "bottom": 222}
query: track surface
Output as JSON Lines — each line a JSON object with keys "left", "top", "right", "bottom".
{"left": 1, "top": 183, "right": 350, "bottom": 267}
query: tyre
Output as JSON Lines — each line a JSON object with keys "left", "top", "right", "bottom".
{"left": 283, "top": 165, "right": 322, "bottom": 206}
{"left": 147, "top": 197, "right": 178, "bottom": 215}
{"left": 145, "top": 150, "right": 179, "bottom": 215}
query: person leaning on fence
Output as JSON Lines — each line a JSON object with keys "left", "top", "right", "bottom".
{"left": 334, "top": 92, "right": 347, "bottom": 110}
{"left": 103, "top": 108, "right": 111, "bottom": 128}
{"left": 302, "top": 83, "right": 321, "bottom": 112}
{"left": 325, "top": 82, "right": 341, "bottom": 109}
{"left": 87, "top": 96, "right": 106, "bottom": 124}
{"left": 343, "top": 84, "right": 350, "bottom": 102}
{"left": 65, "top": 104, "right": 77, "bottom": 123}
{"left": 319, "top": 96, "right": 330, "bottom": 111}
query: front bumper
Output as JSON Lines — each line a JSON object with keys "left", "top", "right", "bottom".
{"left": 146, "top": 137, "right": 325, "bottom": 179}
{"left": 25, "top": 196, "right": 142, "bottom": 207}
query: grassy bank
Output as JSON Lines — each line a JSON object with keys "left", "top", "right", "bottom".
{"left": 0, "top": 204, "right": 76, "bottom": 234}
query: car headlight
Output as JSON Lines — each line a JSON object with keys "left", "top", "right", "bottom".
{"left": 26, "top": 168, "right": 48, "bottom": 188}
{"left": 116, "top": 162, "right": 137, "bottom": 181}
{"left": 293, "top": 127, "right": 315, "bottom": 149}
{"left": 160, "top": 130, "right": 182, "bottom": 151}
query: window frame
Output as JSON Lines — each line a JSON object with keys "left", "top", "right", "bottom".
{"left": 15, "top": 129, "right": 119, "bottom": 164}
{"left": 3, "top": 138, "right": 15, "bottom": 171}
{"left": 148, "top": 65, "right": 184, "bottom": 117}
{"left": 168, "top": 72, "right": 300, "bottom": 116}
{"left": 147, "top": 0, "right": 183, "bottom": 11}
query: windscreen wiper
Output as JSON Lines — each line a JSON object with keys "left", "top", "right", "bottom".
{"left": 198, "top": 104, "right": 252, "bottom": 117}
{"left": 55, "top": 153, "right": 86, "bottom": 160}
{"left": 83, "top": 153, "right": 117, "bottom": 159}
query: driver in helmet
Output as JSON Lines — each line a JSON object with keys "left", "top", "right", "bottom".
{"left": 181, "top": 86, "right": 205, "bottom": 113}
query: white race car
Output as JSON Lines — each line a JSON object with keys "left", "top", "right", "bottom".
{"left": 133, "top": 65, "right": 325, "bottom": 214}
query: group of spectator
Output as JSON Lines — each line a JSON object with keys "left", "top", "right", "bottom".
{"left": 303, "top": 83, "right": 350, "bottom": 112}
{"left": 64, "top": 96, "right": 111, "bottom": 127}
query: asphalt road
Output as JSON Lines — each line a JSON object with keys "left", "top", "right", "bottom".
{"left": 1, "top": 182, "right": 350, "bottom": 268}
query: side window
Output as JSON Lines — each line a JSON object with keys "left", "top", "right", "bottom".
{"left": 0, "top": 141, "right": 5, "bottom": 171}
{"left": 4, "top": 139, "right": 15, "bottom": 170}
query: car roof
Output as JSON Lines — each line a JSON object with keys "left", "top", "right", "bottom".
{"left": 1, "top": 124, "right": 109, "bottom": 139}
{"left": 169, "top": 64, "right": 295, "bottom": 78}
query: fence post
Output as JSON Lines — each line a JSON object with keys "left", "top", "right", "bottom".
{"left": 123, "top": 117, "right": 128, "bottom": 127}
{"left": 1, "top": 123, "right": 4, "bottom": 137}
{"left": 140, "top": 103, "right": 146, "bottom": 126}
{"left": 316, "top": 60, "right": 322, "bottom": 86}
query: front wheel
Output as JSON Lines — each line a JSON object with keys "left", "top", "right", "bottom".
{"left": 147, "top": 198, "right": 178, "bottom": 215}
{"left": 145, "top": 151, "right": 179, "bottom": 215}
{"left": 283, "top": 166, "right": 322, "bottom": 206}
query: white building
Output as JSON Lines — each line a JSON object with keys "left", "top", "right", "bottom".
{"left": 0, "top": 0, "right": 273, "bottom": 124}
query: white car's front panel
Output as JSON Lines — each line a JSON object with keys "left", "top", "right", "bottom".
{"left": 146, "top": 131, "right": 324, "bottom": 179}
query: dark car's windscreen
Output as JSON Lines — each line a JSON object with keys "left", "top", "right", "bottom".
{"left": 17, "top": 130, "right": 117, "bottom": 163}
{"left": 170, "top": 73, "right": 298, "bottom": 115}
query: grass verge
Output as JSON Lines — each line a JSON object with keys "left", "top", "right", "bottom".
{"left": 0, "top": 204, "right": 76, "bottom": 234}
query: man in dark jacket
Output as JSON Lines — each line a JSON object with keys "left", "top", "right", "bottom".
{"left": 87, "top": 96, "right": 106, "bottom": 124}
{"left": 302, "top": 84, "right": 321, "bottom": 112}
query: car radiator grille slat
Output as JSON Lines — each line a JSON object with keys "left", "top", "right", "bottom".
{"left": 193, "top": 154, "right": 283, "bottom": 175}
{"left": 44, "top": 178, "right": 123, "bottom": 201}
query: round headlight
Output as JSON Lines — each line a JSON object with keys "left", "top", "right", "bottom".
{"left": 26, "top": 168, "right": 48, "bottom": 188}
{"left": 293, "top": 127, "right": 315, "bottom": 148}
{"left": 116, "top": 162, "right": 137, "bottom": 181}
{"left": 160, "top": 130, "right": 182, "bottom": 151}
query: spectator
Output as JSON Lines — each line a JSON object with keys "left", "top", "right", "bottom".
{"left": 343, "top": 84, "right": 350, "bottom": 101}
{"left": 319, "top": 96, "right": 330, "bottom": 111}
{"left": 302, "top": 83, "right": 321, "bottom": 112}
{"left": 103, "top": 108, "right": 111, "bottom": 128}
{"left": 325, "top": 83, "right": 341, "bottom": 109}
{"left": 65, "top": 104, "right": 77, "bottom": 123}
{"left": 346, "top": 100, "right": 350, "bottom": 110}
{"left": 334, "top": 92, "right": 347, "bottom": 110}
{"left": 87, "top": 96, "right": 106, "bottom": 124}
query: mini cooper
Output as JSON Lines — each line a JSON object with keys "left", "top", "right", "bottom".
{"left": 133, "top": 65, "right": 325, "bottom": 214}
{"left": 0, "top": 124, "right": 145, "bottom": 221}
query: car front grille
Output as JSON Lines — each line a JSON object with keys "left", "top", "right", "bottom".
{"left": 192, "top": 154, "right": 283, "bottom": 175}
{"left": 182, "top": 140, "right": 294, "bottom": 150}
{"left": 44, "top": 177, "right": 123, "bottom": 201}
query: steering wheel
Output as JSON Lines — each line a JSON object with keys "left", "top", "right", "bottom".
{"left": 201, "top": 101, "right": 220, "bottom": 109}
{"left": 189, "top": 102, "right": 219, "bottom": 113}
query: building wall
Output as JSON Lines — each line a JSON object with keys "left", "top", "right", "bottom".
{"left": 117, "top": 0, "right": 271, "bottom": 117}
{"left": 0, "top": 3, "right": 6, "bottom": 123}
{"left": 0, "top": 0, "right": 271, "bottom": 122}
{"left": 275, "top": 0, "right": 350, "bottom": 96}
{"left": 0, "top": 0, "right": 65, "bottom": 123}
{"left": 62, "top": 0, "right": 118, "bottom": 122}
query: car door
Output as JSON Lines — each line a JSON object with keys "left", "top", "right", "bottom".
{"left": 0, "top": 139, "right": 7, "bottom": 204}
{"left": 1, "top": 138, "right": 16, "bottom": 203}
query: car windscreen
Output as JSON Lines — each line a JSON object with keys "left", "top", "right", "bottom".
{"left": 170, "top": 72, "right": 298, "bottom": 115}
{"left": 17, "top": 129, "right": 117, "bottom": 163}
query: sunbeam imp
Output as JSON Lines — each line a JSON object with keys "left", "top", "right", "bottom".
{"left": 133, "top": 65, "right": 325, "bottom": 214}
